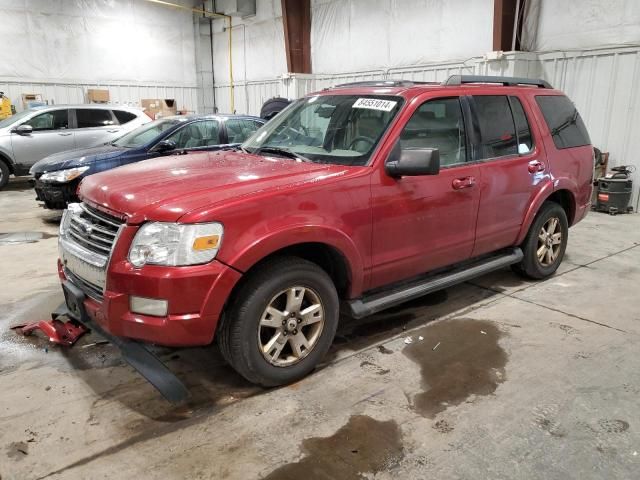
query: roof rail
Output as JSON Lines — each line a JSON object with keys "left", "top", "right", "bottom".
{"left": 443, "top": 75, "right": 552, "bottom": 89}
{"left": 331, "top": 80, "right": 436, "bottom": 88}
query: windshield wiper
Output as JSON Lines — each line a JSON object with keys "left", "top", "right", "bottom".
{"left": 252, "top": 146, "right": 310, "bottom": 162}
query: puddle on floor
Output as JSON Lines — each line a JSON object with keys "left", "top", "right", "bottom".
{"left": 0, "top": 231, "right": 57, "bottom": 245}
{"left": 403, "top": 318, "right": 507, "bottom": 418}
{"left": 262, "top": 415, "right": 404, "bottom": 480}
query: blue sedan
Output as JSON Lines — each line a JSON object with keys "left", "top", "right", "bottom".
{"left": 31, "top": 114, "right": 265, "bottom": 209}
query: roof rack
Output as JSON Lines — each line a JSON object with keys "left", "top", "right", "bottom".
{"left": 443, "top": 75, "right": 552, "bottom": 89}
{"left": 331, "top": 80, "right": 436, "bottom": 88}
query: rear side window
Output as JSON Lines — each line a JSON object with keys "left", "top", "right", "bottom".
{"left": 473, "top": 95, "right": 517, "bottom": 159}
{"left": 76, "top": 109, "right": 115, "bottom": 128}
{"left": 535, "top": 95, "right": 590, "bottom": 149}
{"left": 113, "top": 110, "right": 137, "bottom": 125}
{"left": 225, "top": 119, "right": 263, "bottom": 143}
{"left": 509, "top": 96, "right": 533, "bottom": 154}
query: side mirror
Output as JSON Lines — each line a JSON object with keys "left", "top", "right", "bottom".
{"left": 152, "top": 140, "right": 176, "bottom": 153}
{"left": 14, "top": 124, "right": 33, "bottom": 135}
{"left": 385, "top": 142, "right": 440, "bottom": 177}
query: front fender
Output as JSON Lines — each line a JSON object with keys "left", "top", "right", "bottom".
{"left": 223, "top": 225, "right": 365, "bottom": 297}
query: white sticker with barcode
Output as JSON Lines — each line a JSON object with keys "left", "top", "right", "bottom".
{"left": 352, "top": 98, "right": 397, "bottom": 112}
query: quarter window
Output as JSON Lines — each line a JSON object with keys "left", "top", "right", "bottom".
{"left": 473, "top": 95, "right": 517, "bottom": 159}
{"left": 25, "top": 110, "right": 69, "bottom": 131}
{"left": 399, "top": 97, "right": 467, "bottom": 167}
{"left": 535, "top": 95, "right": 590, "bottom": 149}
{"left": 113, "top": 110, "right": 137, "bottom": 125}
{"left": 76, "top": 109, "right": 115, "bottom": 128}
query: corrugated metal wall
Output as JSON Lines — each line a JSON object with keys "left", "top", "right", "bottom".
{"left": 0, "top": 81, "right": 199, "bottom": 114}
{"left": 211, "top": 46, "right": 639, "bottom": 209}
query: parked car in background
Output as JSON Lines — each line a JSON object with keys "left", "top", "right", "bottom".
{"left": 57, "top": 76, "right": 593, "bottom": 388}
{"left": 0, "top": 104, "right": 149, "bottom": 190}
{"left": 31, "top": 114, "right": 265, "bottom": 209}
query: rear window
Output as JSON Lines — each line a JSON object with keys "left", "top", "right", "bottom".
{"left": 535, "top": 95, "right": 590, "bottom": 149}
{"left": 113, "top": 110, "right": 137, "bottom": 125}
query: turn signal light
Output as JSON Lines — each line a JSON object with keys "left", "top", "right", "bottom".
{"left": 193, "top": 235, "right": 220, "bottom": 251}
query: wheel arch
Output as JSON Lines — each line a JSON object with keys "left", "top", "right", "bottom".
{"left": 516, "top": 185, "right": 577, "bottom": 245}
{"left": 0, "top": 150, "right": 14, "bottom": 174}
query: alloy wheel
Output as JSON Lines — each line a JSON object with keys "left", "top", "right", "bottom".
{"left": 258, "top": 286, "right": 325, "bottom": 367}
{"left": 537, "top": 216, "right": 562, "bottom": 267}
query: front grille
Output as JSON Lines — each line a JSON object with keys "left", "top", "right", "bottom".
{"left": 64, "top": 267, "right": 104, "bottom": 302}
{"left": 68, "top": 203, "right": 124, "bottom": 256}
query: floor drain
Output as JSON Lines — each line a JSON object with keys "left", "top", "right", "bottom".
{"left": 0, "top": 232, "right": 45, "bottom": 245}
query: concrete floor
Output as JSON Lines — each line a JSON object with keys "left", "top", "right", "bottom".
{"left": 1, "top": 176, "right": 639, "bottom": 480}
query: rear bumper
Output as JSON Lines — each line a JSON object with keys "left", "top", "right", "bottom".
{"left": 35, "top": 179, "right": 79, "bottom": 208}
{"left": 573, "top": 200, "right": 591, "bottom": 225}
{"left": 58, "top": 258, "right": 242, "bottom": 347}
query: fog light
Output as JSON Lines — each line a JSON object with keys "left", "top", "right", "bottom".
{"left": 130, "top": 296, "right": 168, "bottom": 317}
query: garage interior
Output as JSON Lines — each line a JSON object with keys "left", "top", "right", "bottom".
{"left": 1, "top": 1, "right": 640, "bottom": 479}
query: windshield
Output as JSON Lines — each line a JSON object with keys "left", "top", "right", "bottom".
{"left": 242, "top": 95, "right": 403, "bottom": 166}
{"left": 113, "top": 119, "right": 182, "bottom": 147}
{"left": 0, "top": 110, "right": 34, "bottom": 129}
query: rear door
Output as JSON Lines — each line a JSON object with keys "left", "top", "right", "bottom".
{"left": 470, "top": 94, "right": 549, "bottom": 256}
{"left": 370, "top": 95, "right": 481, "bottom": 289}
{"left": 223, "top": 118, "right": 264, "bottom": 145}
{"left": 10, "top": 109, "right": 75, "bottom": 169}
{"left": 72, "top": 108, "right": 120, "bottom": 148}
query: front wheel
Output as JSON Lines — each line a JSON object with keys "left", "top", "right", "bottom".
{"left": 0, "top": 161, "right": 9, "bottom": 190}
{"left": 217, "top": 257, "right": 339, "bottom": 387}
{"left": 513, "top": 201, "right": 569, "bottom": 279}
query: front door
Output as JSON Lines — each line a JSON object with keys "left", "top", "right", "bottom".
{"left": 469, "top": 94, "right": 550, "bottom": 256}
{"left": 11, "top": 109, "right": 75, "bottom": 169}
{"left": 369, "top": 96, "right": 481, "bottom": 290}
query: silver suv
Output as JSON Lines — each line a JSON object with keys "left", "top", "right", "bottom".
{"left": 0, "top": 104, "right": 149, "bottom": 189}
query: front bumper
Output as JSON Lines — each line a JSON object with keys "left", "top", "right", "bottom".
{"left": 59, "top": 257, "right": 242, "bottom": 347}
{"left": 34, "top": 178, "right": 80, "bottom": 209}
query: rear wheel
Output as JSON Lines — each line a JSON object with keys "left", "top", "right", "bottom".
{"left": 513, "top": 201, "right": 568, "bottom": 279}
{"left": 218, "top": 256, "right": 339, "bottom": 387}
{"left": 0, "top": 161, "right": 9, "bottom": 190}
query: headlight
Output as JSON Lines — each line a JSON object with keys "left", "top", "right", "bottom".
{"left": 128, "top": 222, "right": 223, "bottom": 267}
{"left": 40, "top": 166, "right": 90, "bottom": 183}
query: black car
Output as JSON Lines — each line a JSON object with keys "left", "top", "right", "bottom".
{"left": 30, "top": 114, "right": 265, "bottom": 209}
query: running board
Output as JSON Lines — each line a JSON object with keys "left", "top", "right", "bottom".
{"left": 346, "top": 248, "right": 523, "bottom": 319}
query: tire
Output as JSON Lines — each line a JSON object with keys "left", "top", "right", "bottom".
{"left": 217, "top": 256, "right": 339, "bottom": 387}
{"left": 0, "top": 161, "right": 9, "bottom": 190}
{"left": 512, "top": 201, "right": 569, "bottom": 280}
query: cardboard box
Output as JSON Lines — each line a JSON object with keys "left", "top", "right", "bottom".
{"left": 141, "top": 99, "right": 177, "bottom": 119}
{"left": 87, "top": 89, "right": 110, "bottom": 103}
{"left": 21, "top": 93, "right": 44, "bottom": 110}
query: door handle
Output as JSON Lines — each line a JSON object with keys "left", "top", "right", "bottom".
{"left": 452, "top": 176, "right": 476, "bottom": 190}
{"left": 57, "top": 132, "right": 72, "bottom": 136}
{"left": 107, "top": 129, "right": 120, "bottom": 133}
{"left": 528, "top": 160, "right": 545, "bottom": 173}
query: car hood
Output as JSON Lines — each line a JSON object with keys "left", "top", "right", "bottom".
{"left": 31, "top": 144, "right": 128, "bottom": 173}
{"left": 79, "top": 150, "right": 353, "bottom": 224}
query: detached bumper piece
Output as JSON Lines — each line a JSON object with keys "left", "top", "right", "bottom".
{"left": 12, "top": 305, "right": 88, "bottom": 346}
{"left": 14, "top": 281, "right": 190, "bottom": 405}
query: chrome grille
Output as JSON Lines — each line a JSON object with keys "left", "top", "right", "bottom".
{"left": 68, "top": 203, "right": 123, "bottom": 255}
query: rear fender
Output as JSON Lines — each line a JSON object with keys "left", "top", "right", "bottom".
{"left": 515, "top": 179, "right": 576, "bottom": 245}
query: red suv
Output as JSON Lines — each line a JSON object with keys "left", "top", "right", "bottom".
{"left": 58, "top": 75, "right": 593, "bottom": 388}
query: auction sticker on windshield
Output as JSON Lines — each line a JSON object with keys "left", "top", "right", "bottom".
{"left": 352, "top": 98, "right": 397, "bottom": 112}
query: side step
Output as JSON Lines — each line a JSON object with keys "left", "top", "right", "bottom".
{"left": 346, "top": 248, "right": 523, "bottom": 319}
